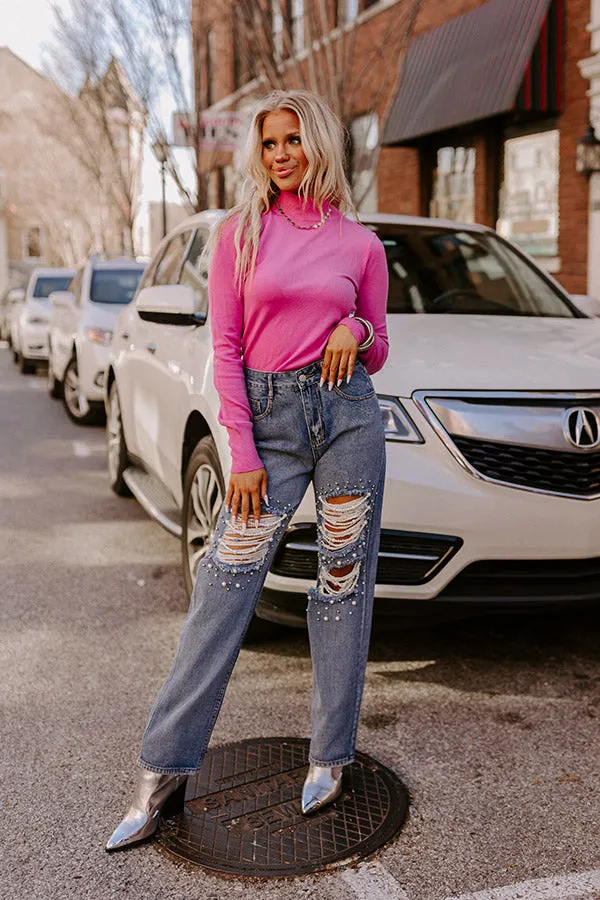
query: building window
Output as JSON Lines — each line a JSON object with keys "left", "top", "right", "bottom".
{"left": 291, "top": 0, "right": 304, "bottom": 53}
{"left": 233, "top": 9, "right": 257, "bottom": 89}
{"left": 497, "top": 130, "right": 559, "bottom": 261}
{"left": 430, "top": 146, "right": 476, "bottom": 223}
{"left": 351, "top": 114, "right": 378, "bottom": 212}
{"left": 272, "top": 0, "right": 285, "bottom": 59}
{"left": 23, "top": 226, "right": 42, "bottom": 260}
{"left": 206, "top": 29, "right": 215, "bottom": 106}
{"left": 341, "top": 0, "right": 360, "bottom": 24}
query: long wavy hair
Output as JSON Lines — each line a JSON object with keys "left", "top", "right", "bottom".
{"left": 207, "top": 90, "right": 355, "bottom": 287}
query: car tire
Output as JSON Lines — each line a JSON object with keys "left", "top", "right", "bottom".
{"left": 106, "top": 381, "right": 132, "bottom": 497}
{"left": 63, "top": 355, "right": 103, "bottom": 425}
{"left": 181, "top": 437, "right": 280, "bottom": 643}
{"left": 20, "top": 356, "right": 36, "bottom": 375}
{"left": 47, "top": 356, "right": 63, "bottom": 399}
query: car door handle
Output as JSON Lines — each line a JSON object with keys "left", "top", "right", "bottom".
{"left": 120, "top": 330, "right": 129, "bottom": 340}
{"left": 146, "top": 342, "right": 157, "bottom": 354}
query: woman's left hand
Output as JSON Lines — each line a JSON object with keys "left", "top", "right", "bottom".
{"left": 320, "top": 324, "right": 358, "bottom": 390}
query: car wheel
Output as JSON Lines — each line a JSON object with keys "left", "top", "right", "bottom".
{"left": 47, "top": 355, "right": 63, "bottom": 399}
{"left": 181, "top": 437, "right": 280, "bottom": 642}
{"left": 106, "top": 381, "right": 132, "bottom": 496}
{"left": 20, "top": 356, "right": 36, "bottom": 375}
{"left": 63, "top": 356, "right": 103, "bottom": 425}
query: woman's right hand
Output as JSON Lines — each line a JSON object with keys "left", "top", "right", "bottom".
{"left": 226, "top": 468, "right": 268, "bottom": 527}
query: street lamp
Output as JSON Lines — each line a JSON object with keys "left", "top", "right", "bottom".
{"left": 152, "top": 138, "right": 169, "bottom": 238}
{"left": 576, "top": 123, "right": 600, "bottom": 178}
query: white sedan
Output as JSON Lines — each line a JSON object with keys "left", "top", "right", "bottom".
{"left": 105, "top": 212, "right": 600, "bottom": 630}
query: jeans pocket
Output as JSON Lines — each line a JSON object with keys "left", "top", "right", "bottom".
{"left": 246, "top": 379, "right": 273, "bottom": 420}
{"left": 333, "top": 361, "right": 375, "bottom": 402}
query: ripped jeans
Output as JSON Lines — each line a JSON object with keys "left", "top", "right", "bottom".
{"left": 138, "top": 358, "right": 386, "bottom": 773}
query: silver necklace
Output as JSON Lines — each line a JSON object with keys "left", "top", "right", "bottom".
{"left": 275, "top": 198, "right": 332, "bottom": 230}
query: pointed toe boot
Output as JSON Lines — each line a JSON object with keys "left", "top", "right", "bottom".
{"left": 301, "top": 764, "right": 343, "bottom": 815}
{"left": 106, "top": 770, "right": 187, "bottom": 852}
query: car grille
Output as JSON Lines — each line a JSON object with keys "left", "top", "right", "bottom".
{"left": 438, "top": 556, "right": 600, "bottom": 602}
{"left": 452, "top": 435, "right": 600, "bottom": 497}
{"left": 271, "top": 526, "right": 462, "bottom": 585}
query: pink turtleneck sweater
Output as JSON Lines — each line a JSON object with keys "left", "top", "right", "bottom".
{"left": 208, "top": 190, "right": 389, "bottom": 473}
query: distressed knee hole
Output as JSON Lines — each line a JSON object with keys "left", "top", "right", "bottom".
{"left": 319, "top": 560, "right": 361, "bottom": 596}
{"left": 216, "top": 513, "right": 282, "bottom": 566}
{"left": 319, "top": 493, "right": 370, "bottom": 552}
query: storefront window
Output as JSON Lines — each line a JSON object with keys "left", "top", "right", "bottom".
{"left": 351, "top": 113, "right": 378, "bottom": 213}
{"left": 430, "top": 146, "right": 476, "bottom": 223}
{"left": 497, "top": 130, "right": 559, "bottom": 261}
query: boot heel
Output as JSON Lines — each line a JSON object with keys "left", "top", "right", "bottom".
{"left": 161, "top": 779, "right": 187, "bottom": 821}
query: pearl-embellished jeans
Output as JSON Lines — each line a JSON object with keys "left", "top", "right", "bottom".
{"left": 138, "top": 358, "right": 386, "bottom": 774}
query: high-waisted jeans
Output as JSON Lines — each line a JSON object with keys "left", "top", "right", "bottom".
{"left": 138, "top": 357, "right": 386, "bottom": 774}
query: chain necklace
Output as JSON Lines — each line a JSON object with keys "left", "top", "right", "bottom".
{"left": 275, "top": 198, "right": 332, "bottom": 230}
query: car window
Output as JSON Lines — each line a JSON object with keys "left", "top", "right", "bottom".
{"left": 370, "top": 225, "right": 575, "bottom": 317}
{"left": 32, "top": 275, "right": 73, "bottom": 299}
{"left": 153, "top": 231, "right": 193, "bottom": 286}
{"left": 90, "top": 268, "right": 144, "bottom": 304}
{"left": 179, "top": 229, "right": 210, "bottom": 319}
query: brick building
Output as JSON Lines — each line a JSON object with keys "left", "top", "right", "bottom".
{"left": 191, "top": 0, "right": 592, "bottom": 294}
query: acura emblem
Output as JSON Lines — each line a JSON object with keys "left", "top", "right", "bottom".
{"left": 563, "top": 407, "right": 600, "bottom": 449}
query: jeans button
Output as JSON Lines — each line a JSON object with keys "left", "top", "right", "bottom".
{"left": 298, "top": 373, "right": 307, "bottom": 382}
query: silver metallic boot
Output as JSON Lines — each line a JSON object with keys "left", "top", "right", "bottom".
{"left": 301, "top": 764, "right": 344, "bottom": 815}
{"left": 106, "top": 770, "right": 187, "bottom": 851}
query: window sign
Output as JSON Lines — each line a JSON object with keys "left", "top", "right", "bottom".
{"left": 497, "top": 130, "right": 559, "bottom": 259}
{"left": 430, "top": 146, "right": 476, "bottom": 223}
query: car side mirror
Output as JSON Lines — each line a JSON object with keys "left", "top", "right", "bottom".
{"left": 135, "top": 284, "right": 206, "bottom": 326}
{"left": 570, "top": 294, "right": 600, "bottom": 317}
{"left": 50, "top": 291, "right": 75, "bottom": 309}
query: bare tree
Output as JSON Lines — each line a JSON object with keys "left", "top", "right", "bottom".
{"left": 42, "top": 0, "right": 147, "bottom": 253}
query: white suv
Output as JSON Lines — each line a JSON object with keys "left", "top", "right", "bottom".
{"left": 106, "top": 211, "right": 600, "bottom": 631}
{"left": 48, "top": 256, "right": 144, "bottom": 424}
{"left": 13, "top": 268, "right": 74, "bottom": 374}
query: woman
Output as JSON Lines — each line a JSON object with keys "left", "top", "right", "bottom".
{"left": 106, "top": 89, "right": 389, "bottom": 852}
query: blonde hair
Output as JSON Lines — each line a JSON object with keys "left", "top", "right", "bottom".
{"left": 207, "top": 90, "right": 355, "bottom": 287}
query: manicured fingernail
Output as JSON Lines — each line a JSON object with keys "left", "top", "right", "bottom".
{"left": 232, "top": 514, "right": 237, "bottom": 523}
{"left": 319, "top": 377, "right": 325, "bottom": 388}
{"left": 346, "top": 373, "right": 351, "bottom": 383}
{"left": 255, "top": 518, "right": 259, "bottom": 528}
{"left": 264, "top": 493, "right": 269, "bottom": 505}
{"left": 337, "top": 378, "right": 342, "bottom": 386}
{"left": 242, "top": 522, "right": 247, "bottom": 533}
{"left": 328, "top": 381, "right": 333, "bottom": 391}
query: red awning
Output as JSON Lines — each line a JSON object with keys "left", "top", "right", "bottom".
{"left": 383, "top": 0, "right": 562, "bottom": 146}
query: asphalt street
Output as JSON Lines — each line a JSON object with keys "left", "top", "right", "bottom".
{"left": 1, "top": 345, "right": 599, "bottom": 900}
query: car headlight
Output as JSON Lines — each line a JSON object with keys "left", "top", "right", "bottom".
{"left": 84, "top": 327, "right": 113, "bottom": 345}
{"left": 378, "top": 396, "right": 424, "bottom": 443}
{"left": 26, "top": 316, "right": 48, "bottom": 325}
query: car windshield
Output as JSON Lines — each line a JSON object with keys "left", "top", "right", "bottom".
{"left": 90, "top": 269, "right": 143, "bottom": 304}
{"left": 33, "top": 276, "right": 72, "bottom": 298}
{"left": 370, "top": 225, "right": 575, "bottom": 317}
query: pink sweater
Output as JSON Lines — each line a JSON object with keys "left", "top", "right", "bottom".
{"left": 208, "top": 190, "right": 389, "bottom": 473}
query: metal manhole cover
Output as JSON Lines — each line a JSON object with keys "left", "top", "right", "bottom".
{"left": 156, "top": 737, "right": 408, "bottom": 877}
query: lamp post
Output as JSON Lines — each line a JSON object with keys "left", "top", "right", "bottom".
{"left": 152, "top": 138, "right": 169, "bottom": 239}
{"left": 576, "top": 123, "right": 600, "bottom": 177}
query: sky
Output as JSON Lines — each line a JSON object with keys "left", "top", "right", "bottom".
{"left": 1, "top": 0, "right": 195, "bottom": 210}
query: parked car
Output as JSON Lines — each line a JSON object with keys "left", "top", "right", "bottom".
{"left": 13, "top": 268, "right": 75, "bottom": 373}
{"left": 1, "top": 287, "right": 24, "bottom": 342}
{"left": 105, "top": 211, "right": 600, "bottom": 632}
{"left": 48, "top": 256, "right": 145, "bottom": 424}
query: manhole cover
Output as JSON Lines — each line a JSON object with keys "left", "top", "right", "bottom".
{"left": 157, "top": 737, "right": 408, "bottom": 877}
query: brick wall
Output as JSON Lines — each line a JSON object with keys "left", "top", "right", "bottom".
{"left": 191, "top": 0, "right": 592, "bottom": 292}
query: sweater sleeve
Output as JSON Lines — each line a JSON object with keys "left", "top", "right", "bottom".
{"left": 340, "top": 232, "right": 389, "bottom": 374}
{"left": 208, "top": 221, "right": 264, "bottom": 474}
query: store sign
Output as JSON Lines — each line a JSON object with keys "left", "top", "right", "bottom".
{"left": 497, "top": 131, "right": 559, "bottom": 259}
{"left": 172, "top": 111, "right": 248, "bottom": 152}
